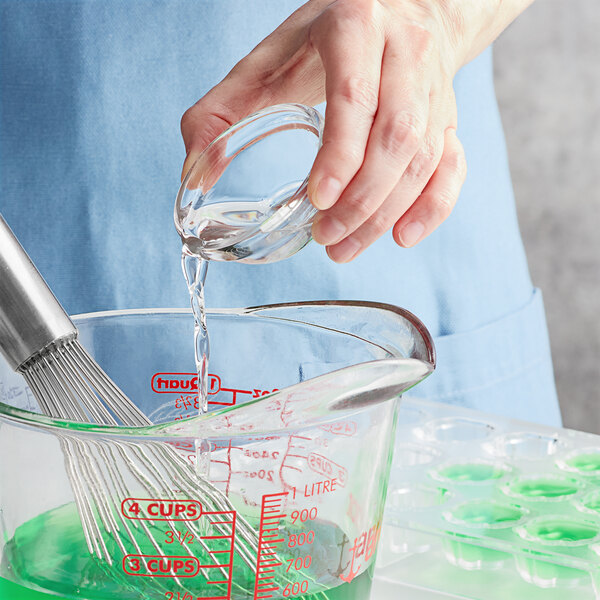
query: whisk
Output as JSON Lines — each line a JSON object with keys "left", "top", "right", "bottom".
{"left": 0, "top": 215, "right": 259, "bottom": 581}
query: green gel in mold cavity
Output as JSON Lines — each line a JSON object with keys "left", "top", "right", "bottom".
{"left": 566, "top": 452, "right": 600, "bottom": 473}
{"left": 438, "top": 463, "right": 506, "bottom": 482}
{"left": 508, "top": 477, "right": 579, "bottom": 498}
{"left": 527, "top": 519, "right": 598, "bottom": 543}
{"left": 452, "top": 501, "right": 523, "bottom": 527}
{"left": 582, "top": 493, "right": 600, "bottom": 513}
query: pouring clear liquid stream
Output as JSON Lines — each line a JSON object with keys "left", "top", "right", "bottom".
{"left": 181, "top": 250, "right": 210, "bottom": 413}
{"left": 179, "top": 194, "right": 316, "bottom": 414}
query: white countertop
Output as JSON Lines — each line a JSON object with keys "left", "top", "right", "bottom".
{"left": 371, "top": 577, "right": 463, "bottom": 599}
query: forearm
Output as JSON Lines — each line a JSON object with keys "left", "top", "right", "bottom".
{"left": 452, "top": 0, "right": 536, "bottom": 66}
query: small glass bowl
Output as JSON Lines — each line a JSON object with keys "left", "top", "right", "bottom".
{"left": 175, "top": 103, "right": 323, "bottom": 264}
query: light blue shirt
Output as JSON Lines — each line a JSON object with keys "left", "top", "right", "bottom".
{"left": 0, "top": 0, "right": 561, "bottom": 426}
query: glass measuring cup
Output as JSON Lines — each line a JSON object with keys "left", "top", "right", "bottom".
{"left": 0, "top": 301, "right": 434, "bottom": 600}
{"left": 174, "top": 104, "right": 323, "bottom": 264}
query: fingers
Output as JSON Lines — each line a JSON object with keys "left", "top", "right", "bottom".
{"left": 180, "top": 110, "right": 234, "bottom": 184}
{"left": 180, "top": 75, "right": 267, "bottom": 184}
{"left": 306, "top": 2, "right": 385, "bottom": 211}
{"left": 178, "top": 0, "right": 466, "bottom": 259}
{"left": 324, "top": 118, "right": 443, "bottom": 262}
{"left": 394, "top": 127, "right": 467, "bottom": 247}
{"left": 311, "top": 29, "right": 433, "bottom": 248}
{"left": 180, "top": 2, "right": 330, "bottom": 185}
{"left": 325, "top": 123, "right": 465, "bottom": 263}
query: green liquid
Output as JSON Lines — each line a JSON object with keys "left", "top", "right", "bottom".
{"left": 508, "top": 477, "right": 579, "bottom": 499}
{"left": 444, "top": 538, "right": 510, "bottom": 568}
{"left": 437, "top": 463, "right": 506, "bottom": 483}
{"left": 450, "top": 501, "right": 523, "bottom": 527}
{"left": 443, "top": 502, "right": 521, "bottom": 570}
{"left": 517, "top": 555, "right": 589, "bottom": 583}
{"left": 581, "top": 493, "right": 600, "bottom": 513}
{"left": 566, "top": 453, "right": 600, "bottom": 473}
{"left": 1, "top": 503, "right": 373, "bottom": 600}
{"left": 0, "top": 577, "right": 55, "bottom": 600}
{"left": 526, "top": 519, "right": 598, "bottom": 543}
{"left": 0, "top": 575, "right": 373, "bottom": 600}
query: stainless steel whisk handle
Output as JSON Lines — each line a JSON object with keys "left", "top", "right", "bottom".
{"left": 0, "top": 214, "right": 77, "bottom": 370}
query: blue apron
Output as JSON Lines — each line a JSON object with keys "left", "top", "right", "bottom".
{"left": 0, "top": 0, "right": 561, "bottom": 426}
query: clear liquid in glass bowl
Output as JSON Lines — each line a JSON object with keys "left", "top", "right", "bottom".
{"left": 175, "top": 103, "right": 323, "bottom": 264}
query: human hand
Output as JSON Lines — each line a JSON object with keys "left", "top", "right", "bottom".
{"left": 181, "top": 0, "right": 530, "bottom": 262}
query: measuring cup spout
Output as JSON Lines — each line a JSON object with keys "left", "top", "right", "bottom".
{"left": 162, "top": 357, "right": 433, "bottom": 438}
{"left": 159, "top": 300, "right": 436, "bottom": 439}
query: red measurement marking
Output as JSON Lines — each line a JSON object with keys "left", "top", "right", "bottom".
{"left": 302, "top": 478, "right": 339, "bottom": 497}
{"left": 201, "top": 510, "right": 236, "bottom": 600}
{"left": 307, "top": 453, "right": 347, "bottom": 487}
{"left": 207, "top": 439, "right": 237, "bottom": 495}
{"left": 160, "top": 510, "right": 237, "bottom": 599}
{"left": 151, "top": 373, "right": 221, "bottom": 394}
{"left": 252, "top": 388, "right": 279, "bottom": 398}
{"left": 121, "top": 498, "right": 202, "bottom": 521}
{"left": 279, "top": 434, "right": 311, "bottom": 486}
{"left": 166, "top": 440, "right": 195, "bottom": 452}
{"left": 165, "top": 592, "right": 196, "bottom": 600}
{"left": 207, "top": 385, "right": 252, "bottom": 407}
{"left": 320, "top": 421, "right": 357, "bottom": 436}
{"left": 339, "top": 519, "right": 381, "bottom": 584}
{"left": 153, "top": 372, "right": 281, "bottom": 407}
{"left": 346, "top": 492, "right": 361, "bottom": 524}
{"left": 165, "top": 528, "right": 194, "bottom": 546}
{"left": 123, "top": 554, "right": 200, "bottom": 578}
{"left": 253, "top": 493, "right": 288, "bottom": 600}
{"left": 174, "top": 394, "right": 195, "bottom": 410}
{"left": 244, "top": 449, "right": 280, "bottom": 460}
{"left": 242, "top": 469, "right": 275, "bottom": 482}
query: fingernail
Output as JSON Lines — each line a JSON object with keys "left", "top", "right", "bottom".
{"left": 313, "top": 177, "right": 342, "bottom": 210}
{"left": 312, "top": 214, "right": 347, "bottom": 246}
{"left": 399, "top": 221, "right": 425, "bottom": 247}
{"left": 327, "top": 237, "right": 362, "bottom": 263}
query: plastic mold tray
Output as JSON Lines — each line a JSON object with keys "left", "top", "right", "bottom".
{"left": 376, "top": 398, "right": 600, "bottom": 600}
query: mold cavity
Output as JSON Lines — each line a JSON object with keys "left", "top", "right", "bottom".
{"left": 418, "top": 417, "right": 495, "bottom": 442}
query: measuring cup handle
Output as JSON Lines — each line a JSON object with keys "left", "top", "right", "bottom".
{"left": 0, "top": 214, "right": 76, "bottom": 371}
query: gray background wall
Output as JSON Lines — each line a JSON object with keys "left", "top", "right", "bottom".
{"left": 493, "top": 1, "right": 600, "bottom": 433}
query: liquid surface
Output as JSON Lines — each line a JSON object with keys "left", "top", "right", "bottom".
{"left": 525, "top": 520, "right": 598, "bottom": 543}
{"left": 581, "top": 493, "right": 600, "bottom": 513}
{"left": 566, "top": 453, "right": 600, "bottom": 473}
{"left": 450, "top": 502, "right": 524, "bottom": 526}
{"left": 180, "top": 198, "right": 313, "bottom": 264}
{"left": 1, "top": 503, "right": 372, "bottom": 600}
{"left": 437, "top": 463, "right": 506, "bottom": 483}
{"left": 507, "top": 478, "right": 578, "bottom": 499}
